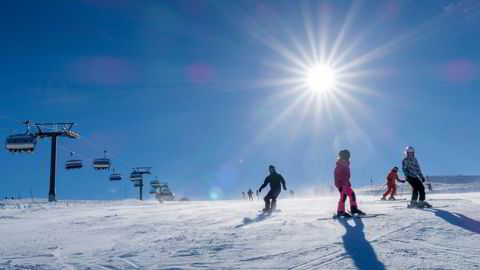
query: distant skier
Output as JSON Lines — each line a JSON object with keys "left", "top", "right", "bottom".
{"left": 247, "top": 189, "right": 254, "bottom": 201}
{"left": 334, "top": 150, "right": 365, "bottom": 217}
{"left": 403, "top": 146, "right": 431, "bottom": 208}
{"left": 290, "top": 190, "right": 295, "bottom": 198}
{"left": 381, "top": 167, "right": 405, "bottom": 200}
{"left": 242, "top": 191, "right": 246, "bottom": 200}
{"left": 258, "top": 165, "right": 287, "bottom": 212}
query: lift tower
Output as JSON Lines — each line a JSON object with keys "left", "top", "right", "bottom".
{"left": 130, "top": 167, "right": 151, "bottom": 200}
{"left": 35, "top": 123, "right": 79, "bottom": 202}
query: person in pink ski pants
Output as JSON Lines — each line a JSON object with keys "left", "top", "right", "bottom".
{"left": 334, "top": 149, "right": 365, "bottom": 217}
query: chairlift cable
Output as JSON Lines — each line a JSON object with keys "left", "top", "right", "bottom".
{"left": 0, "top": 114, "right": 23, "bottom": 124}
{"left": 79, "top": 136, "right": 132, "bottom": 168}
{"left": 57, "top": 144, "right": 94, "bottom": 162}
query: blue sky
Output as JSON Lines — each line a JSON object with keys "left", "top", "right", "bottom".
{"left": 1, "top": 0, "right": 479, "bottom": 200}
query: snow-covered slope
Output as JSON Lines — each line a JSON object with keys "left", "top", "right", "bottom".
{"left": 1, "top": 192, "right": 480, "bottom": 269}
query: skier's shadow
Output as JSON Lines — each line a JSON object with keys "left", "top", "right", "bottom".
{"left": 425, "top": 208, "right": 480, "bottom": 234}
{"left": 338, "top": 218, "right": 386, "bottom": 270}
{"left": 235, "top": 212, "right": 271, "bottom": 228}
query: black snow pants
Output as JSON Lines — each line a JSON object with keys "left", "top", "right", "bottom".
{"left": 406, "top": 176, "right": 425, "bottom": 201}
{"left": 264, "top": 188, "right": 281, "bottom": 210}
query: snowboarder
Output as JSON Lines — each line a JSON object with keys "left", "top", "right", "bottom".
{"left": 258, "top": 165, "right": 287, "bottom": 212}
{"left": 334, "top": 149, "right": 365, "bottom": 217}
{"left": 402, "top": 146, "right": 431, "bottom": 208}
{"left": 382, "top": 167, "right": 405, "bottom": 200}
{"left": 247, "top": 189, "right": 254, "bottom": 201}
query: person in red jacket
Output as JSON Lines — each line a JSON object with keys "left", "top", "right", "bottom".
{"left": 334, "top": 149, "right": 365, "bottom": 217}
{"left": 381, "top": 167, "right": 405, "bottom": 200}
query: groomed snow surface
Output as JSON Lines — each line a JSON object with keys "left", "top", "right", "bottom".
{"left": 1, "top": 188, "right": 480, "bottom": 269}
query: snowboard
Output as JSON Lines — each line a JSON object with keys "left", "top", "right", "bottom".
{"left": 317, "top": 213, "right": 387, "bottom": 221}
{"left": 407, "top": 204, "right": 450, "bottom": 209}
{"left": 258, "top": 209, "right": 281, "bottom": 213}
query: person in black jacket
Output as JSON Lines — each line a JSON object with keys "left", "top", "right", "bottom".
{"left": 259, "top": 165, "right": 287, "bottom": 212}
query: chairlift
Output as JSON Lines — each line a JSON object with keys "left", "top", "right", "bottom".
{"left": 149, "top": 187, "right": 157, "bottom": 194}
{"left": 93, "top": 150, "right": 111, "bottom": 170}
{"left": 65, "top": 152, "right": 83, "bottom": 170}
{"left": 134, "top": 181, "right": 143, "bottom": 187}
{"left": 109, "top": 168, "right": 122, "bottom": 181}
{"left": 4, "top": 121, "right": 37, "bottom": 153}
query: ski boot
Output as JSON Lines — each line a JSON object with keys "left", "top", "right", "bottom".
{"left": 350, "top": 206, "right": 366, "bottom": 216}
{"left": 262, "top": 207, "right": 271, "bottom": 213}
{"left": 381, "top": 196, "right": 386, "bottom": 200}
{"left": 389, "top": 196, "right": 396, "bottom": 201}
{"left": 336, "top": 211, "right": 352, "bottom": 218}
{"left": 407, "top": 201, "right": 418, "bottom": 208}
{"left": 417, "top": 200, "right": 432, "bottom": 208}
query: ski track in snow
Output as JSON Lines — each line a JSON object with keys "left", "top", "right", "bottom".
{"left": 0, "top": 192, "right": 479, "bottom": 269}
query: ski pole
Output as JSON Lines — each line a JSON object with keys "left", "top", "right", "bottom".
{"left": 426, "top": 175, "right": 432, "bottom": 191}
{"left": 399, "top": 181, "right": 404, "bottom": 198}
{"left": 374, "top": 182, "right": 388, "bottom": 195}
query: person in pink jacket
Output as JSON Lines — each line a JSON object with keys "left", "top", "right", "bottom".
{"left": 334, "top": 149, "right": 365, "bottom": 217}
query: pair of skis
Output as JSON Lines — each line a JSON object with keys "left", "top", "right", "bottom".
{"left": 317, "top": 212, "right": 387, "bottom": 221}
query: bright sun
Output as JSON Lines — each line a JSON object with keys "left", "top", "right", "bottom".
{"left": 306, "top": 65, "right": 337, "bottom": 93}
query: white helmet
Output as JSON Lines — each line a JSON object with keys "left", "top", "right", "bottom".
{"left": 405, "top": 146, "right": 415, "bottom": 154}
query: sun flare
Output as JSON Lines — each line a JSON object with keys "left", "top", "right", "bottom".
{"left": 306, "top": 65, "right": 337, "bottom": 93}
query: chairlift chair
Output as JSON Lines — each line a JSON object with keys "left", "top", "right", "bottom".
{"left": 65, "top": 152, "right": 83, "bottom": 170}
{"left": 5, "top": 131, "right": 37, "bottom": 154}
{"left": 109, "top": 169, "right": 122, "bottom": 181}
{"left": 93, "top": 150, "right": 111, "bottom": 170}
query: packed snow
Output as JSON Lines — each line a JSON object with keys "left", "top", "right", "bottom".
{"left": 1, "top": 181, "right": 480, "bottom": 269}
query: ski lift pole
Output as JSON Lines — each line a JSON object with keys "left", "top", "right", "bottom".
{"left": 48, "top": 135, "right": 57, "bottom": 202}
{"left": 370, "top": 178, "right": 373, "bottom": 195}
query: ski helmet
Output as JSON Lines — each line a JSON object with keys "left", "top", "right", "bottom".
{"left": 393, "top": 167, "right": 399, "bottom": 171}
{"left": 405, "top": 146, "right": 415, "bottom": 154}
{"left": 338, "top": 149, "right": 350, "bottom": 160}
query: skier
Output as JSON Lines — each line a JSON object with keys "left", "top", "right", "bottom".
{"left": 381, "top": 167, "right": 405, "bottom": 200}
{"left": 242, "top": 191, "right": 246, "bottom": 200}
{"left": 247, "top": 189, "right": 254, "bottom": 201}
{"left": 290, "top": 190, "right": 295, "bottom": 198}
{"left": 258, "top": 165, "right": 287, "bottom": 212}
{"left": 334, "top": 149, "right": 365, "bottom": 217}
{"left": 402, "top": 146, "right": 431, "bottom": 208}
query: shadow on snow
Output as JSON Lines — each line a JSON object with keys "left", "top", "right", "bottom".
{"left": 338, "top": 218, "right": 386, "bottom": 270}
{"left": 235, "top": 212, "right": 272, "bottom": 228}
{"left": 425, "top": 208, "right": 480, "bottom": 234}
